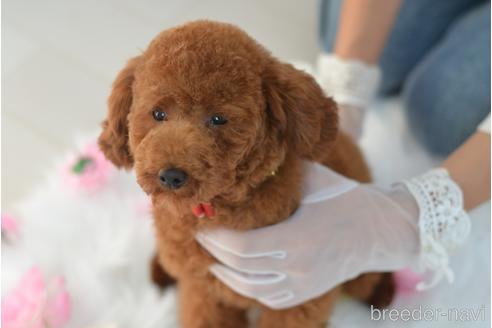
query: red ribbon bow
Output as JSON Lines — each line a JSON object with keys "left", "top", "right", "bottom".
{"left": 192, "top": 203, "right": 214, "bottom": 218}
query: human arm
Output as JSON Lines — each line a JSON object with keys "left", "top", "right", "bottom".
{"left": 334, "top": 0, "right": 402, "bottom": 64}
{"left": 327, "top": 0, "right": 491, "bottom": 208}
{"left": 318, "top": 0, "right": 402, "bottom": 138}
{"left": 443, "top": 131, "right": 491, "bottom": 210}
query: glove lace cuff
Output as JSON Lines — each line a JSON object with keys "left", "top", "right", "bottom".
{"left": 317, "top": 54, "right": 381, "bottom": 108}
{"left": 403, "top": 168, "right": 471, "bottom": 290}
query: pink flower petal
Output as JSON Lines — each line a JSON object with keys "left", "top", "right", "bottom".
{"left": 2, "top": 267, "right": 46, "bottom": 328}
{"left": 1, "top": 214, "right": 19, "bottom": 236}
{"left": 62, "top": 141, "right": 115, "bottom": 192}
{"left": 45, "top": 277, "right": 71, "bottom": 327}
{"left": 394, "top": 267, "right": 423, "bottom": 295}
{"left": 2, "top": 267, "right": 72, "bottom": 328}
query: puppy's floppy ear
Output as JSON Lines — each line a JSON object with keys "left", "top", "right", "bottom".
{"left": 98, "top": 56, "right": 141, "bottom": 169}
{"left": 263, "top": 60, "right": 338, "bottom": 159}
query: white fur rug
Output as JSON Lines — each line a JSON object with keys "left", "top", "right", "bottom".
{"left": 2, "top": 100, "right": 490, "bottom": 327}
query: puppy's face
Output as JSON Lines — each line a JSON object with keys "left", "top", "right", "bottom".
{"left": 129, "top": 44, "right": 268, "bottom": 203}
{"left": 99, "top": 21, "right": 338, "bottom": 207}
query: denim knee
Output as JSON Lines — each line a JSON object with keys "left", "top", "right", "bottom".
{"left": 403, "top": 75, "right": 473, "bottom": 157}
{"left": 402, "top": 3, "right": 490, "bottom": 157}
{"left": 379, "top": 0, "right": 485, "bottom": 96}
{"left": 403, "top": 59, "right": 490, "bottom": 156}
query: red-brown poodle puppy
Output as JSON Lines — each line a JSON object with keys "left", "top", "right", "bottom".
{"left": 98, "top": 20, "right": 394, "bottom": 328}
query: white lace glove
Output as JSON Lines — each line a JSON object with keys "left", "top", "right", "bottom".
{"left": 317, "top": 54, "right": 381, "bottom": 140}
{"left": 196, "top": 162, "right": 471, "bottom": 309}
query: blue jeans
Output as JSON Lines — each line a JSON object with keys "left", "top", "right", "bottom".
{"left": 319, "top": 0, "right": 491, "bottom": 156}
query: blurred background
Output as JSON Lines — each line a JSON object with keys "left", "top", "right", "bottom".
{"left": 2, "top": 0, "right": 319, "bottom": 209}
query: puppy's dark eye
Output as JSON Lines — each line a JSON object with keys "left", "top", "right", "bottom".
{"left": 209, "top": 115, "right": 228, "bottom": 126}
{"left": 152, "top": 108, "right": 167, "bottom": 121}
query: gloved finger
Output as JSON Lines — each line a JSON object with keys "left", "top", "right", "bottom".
{"left": 209, "top": 264, "right": 287, "bottom": 300}
{"left": 196, "top": 228, "right": 288, "bottom": 259}
{"left": 196, "top": 233, "right": 286, "bottom": 272}
{"left": 258, "top": 290, "right": 298, "bottom": 310}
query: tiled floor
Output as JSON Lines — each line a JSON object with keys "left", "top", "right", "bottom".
{"left": 2, "top": 0, "right": 319, "bottom": 209}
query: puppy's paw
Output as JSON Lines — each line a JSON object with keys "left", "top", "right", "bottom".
{"left": 150, "top": 254, "right": 176, "bottom": 290}
{"left": 366, "top": 272, "right": 395, "bottom": 309}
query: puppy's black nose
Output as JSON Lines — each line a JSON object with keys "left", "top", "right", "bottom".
{"left": 159, "top": 168, "right": 188, "bottom": 189}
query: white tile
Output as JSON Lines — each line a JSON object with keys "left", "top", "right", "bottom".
{"left": 1, "top": 116, "right": 62, "bottom": 208}
{"left": 3, "top": 0, "right": 159, "bottom": 79}
{"left": 2, "top": 25, "right": 38, "bottom": 78}
{"left": 177, "top": 0, "right": 319, "bottom": 62}
{"left": 4, "top": 0, "right": 320, "bottom": 76}
{"left": 3, "top": 45, "right": 109, "bottom": 148}
{"left": 112, "top": 0, "right": 198, "bottom": 28}
{"left": 261, "top": 0, "right": 319, "bottom": 29}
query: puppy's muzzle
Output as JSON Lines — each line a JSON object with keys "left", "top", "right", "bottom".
{"left": 159, "top": 168, "right": 188, "bottom": 189}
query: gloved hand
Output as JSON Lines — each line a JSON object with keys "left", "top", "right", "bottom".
{"left": 196, "top": 162, "right": 471, "bottom": 309}
{"left": 317, "top": 54, "right": 381, "bottom": 140}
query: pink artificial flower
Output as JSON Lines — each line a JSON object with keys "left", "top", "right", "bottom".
{"left": 44, "top": 278, "right": 71, "bottom": 328}
{"left": 2, "top": 267, "right": 71, "bottom": 328}
{"left": 1, "top": 214, "right": 19, "bottom": 238}
{"left": 394, "top": 267, "right": 424, "bottom": 296}
{"left": 62, "top": 142, "right": 114, "bottom": 192}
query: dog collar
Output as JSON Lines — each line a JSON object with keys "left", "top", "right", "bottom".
{"left": 192, "top": 203, "right": 214, "bottom": 218}
{"left": 191, "top": 167, "right": 277, "bottom": 218}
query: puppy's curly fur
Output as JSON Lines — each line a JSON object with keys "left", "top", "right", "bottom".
{"left": 99, "top": 20, "right": 394, "bottom": 328}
